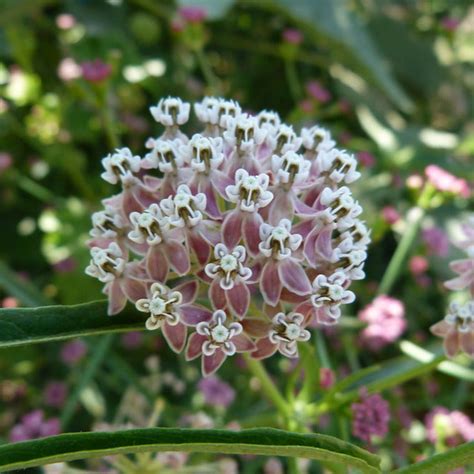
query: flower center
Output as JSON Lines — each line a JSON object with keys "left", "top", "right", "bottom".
{"left": 211, "top": 325, "right": 230, "bottom": 343}
{"left": 285, "top": 323, "right": 301, "bottom": 340}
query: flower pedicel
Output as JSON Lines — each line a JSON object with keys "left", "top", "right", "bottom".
{"left": 86, "top": 97, "right": 370, "bottom": 375}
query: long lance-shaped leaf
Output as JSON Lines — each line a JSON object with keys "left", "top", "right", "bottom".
{"left": 393, "top": 441, "right": 474, "bottom": 474}
{"left": 0, "top": 427, "right": 381, "bottom": 473}
{"left": 0, "top": 301, "right": 143, "bottom": 348}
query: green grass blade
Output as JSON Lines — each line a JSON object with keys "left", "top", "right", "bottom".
{"left": 0, "top": 427, "right": 381, "bottom": 473}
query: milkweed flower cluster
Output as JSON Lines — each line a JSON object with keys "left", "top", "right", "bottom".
{"left": 86, "top": 96, "right": 369, "bottom": 375}
{"left": 431, "top": 216, "right": 474, "bottom": 358}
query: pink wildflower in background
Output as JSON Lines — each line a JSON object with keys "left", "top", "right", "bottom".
{"left": 9, "top": 410, "right": 60, "bottom": 442}
{"left": 56, "top": 13, "right": 76, "bottom": 30}
{"left": 425, "top": 407, "right": 474, "bottom": 446}
{"left": 409, "top": 255, "right": 429, "bottom": 275}
{"left": 43, "top": 382, "right": 68, "bottom": 408}
{"left": 60, "top": 339, "right": 87, "bottom": 365}
{"left": 319, "top": 367, "right": 335, "bottom": 389}
{"left": 0, "top": 153, "right": 12, "bottom": 173}
{"left": 357, "top": 151, "right": 375, "bottom": 168}
{"left": 198, "top": 375, "right": 235, "bottom": 407}
{"left": 81, "top": 59, "right": 112, "bottom": 83}
{"left": 178, "top": 5, "right": 207, "bottom": 24}
{"left": 351, "top": 389, "right": 390, "bottom": 443}
{"left": 425, "top": 165, "right": 470, "bottom": 198}
{"left": 358, "top": 295, "right": 406, "bottom": 351}
{"left": 282, "top": 28, "right": 303, "bottom": 45}
{"left": 306, "top": 81, "right": 331, "bottom": 103}
{"left": 381, "top": 206, "right": 400, "bottom": 225}
{"left": 422, "top": 226, "right": 450, "bottom": 257}
{"left": 121, "top": 331, "right": 143, "bottom": 349}
{"left": 441, "top": 17, "right": 461, "bottom": 32}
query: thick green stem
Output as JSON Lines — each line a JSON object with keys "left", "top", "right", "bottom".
{"left": 243, "top": 354, "right": 291, "bottom": 419}
{"left": 377, "top": 185, "right": 434, "bottom": 295}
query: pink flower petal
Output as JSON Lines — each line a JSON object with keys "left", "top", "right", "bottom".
{"left": 226, "top": 281, "right": 250, "bottom": 318}
{"left": 444, "top": 275, "right": 470, "bottom": 291}
{"left": 252, "top": 338, "right": 278, "bottom": 359}
{"left": 106, "top": 280, "right": 127, "bottom": 315}
{"left": 199, "top": 220, "right": 221, "bottom": 246}
{"left": 303, "top": 226, "right": 319, "bottom": 266}
{"left": 444, "top": 329, "right": 459, "bottom": 358}
{"left": 122, "top": 189, "right": 143, "bottom": 217}
{"left": 241, "top": 318, "right": 272, "bottom": 337}
{"left": 174, "top": 280, "right": 198, "bottom": 304}
{"left": 185, "top": 332, "right": 206, "bottom": 360}
{"left": 213, "top": 170, "right": 234, "bottom": 198}
{"left": 210, "top": 278, "right": 227, "bottom": 310}
{"left": 278, "top": 258, "right": 312, "bottom": 295}
{"left": 294, "top": 197, "right": 318, "bottom": 216}
{"left": 164, "top": 240, "right": 190, "bottom": 275}
{"left": 243, "top": 213, "right": 263, "bottom": 256}
{"left": 202, "top": 349, "right": 226, "bottom": 376}
{"left": 146, "top": 247, "right": 169, "bottom": 282}
{"left": 202, "top": 180, "right": 221, "bottom": 218}
{"left": 449, "top": 260, "right": 472, "bottom": 273}
{"left": 223, "top": 210, "right": 243, "bottom": 248}
{"left": 233, "top": 334, "right": 256, "bottom": 352}
{"left": 315, "top": 226, "right": 334, "bottom": 260}
{"left": 121, "top": 278, "right": 147, "bottom": 302}
{"left": 180, "top": 304, "right": 212, "bottom": 325}
{"left": 460, "top": 330, "right": 474, "bottom": 357}
{"left": 260, "top": 261, "right": 282, "bottom": 306}
{"left": 430, "top": 320, "right": 451, "bottom": 337}
{"left": 188, "top": 231, "right": 210, "bottom": 265}
{"left": 269, "top": 191, "right": 293, "bottom": 225}
{"left": 163, "top": 321, "right": 187, "bottom": 353}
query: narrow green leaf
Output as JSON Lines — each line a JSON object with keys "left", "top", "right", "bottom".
{"left": 176, "top": 0, "right": 235, "bottom": 19}
{"left": 0, "top": 427, "right": 381, "bottom": 473}
{"left": 0, "top": 301, "right": 144, "bottom": 348}
{"left": 393, "top": 442, "right": 474, "bottom": 474}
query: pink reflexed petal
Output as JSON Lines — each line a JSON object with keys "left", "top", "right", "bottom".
{"left": 293, "top": 219, "right": 314, "bottom": 239}
{"left": 223, "top": 210, "right": 243, "bottom": 248}
{"left": 264, "top": 302, "right": 283, "bottom": 317}
{"left": 185, "top": 333, "right": 206, "bottom": 360}
{"left": 450, "top": 260, "right": 473, "bottom": 273}
{"left": 180, "top": 304, "right": 213, "bottom": 326}
{"left": 252, "top": 338, "right": 278, "bottom": 360}
{"left": 278, "top": 258, "right": 312, "bottom": 295}
{"left": 106, "top": 280, "right": 127, "bottom": 315}
{"left": 164, "top": 240, "right": 190, "bottom": 275}
{"left": 460, "top": 330, "right": 474, "bottom": 357}
{"left": 202, "top": 181, "right": 221, "bottom": 218}
{"left": 134, "top": 185, "right": 159, "bottom": 208}
{"left": 294, "top": 301, "right": 313, "bottom": 317}
{"left": 226, "top": 281, "right": 250, "bottom": 318}
{"left": 315, "top": 307, "right": 338, "bottom": 325}
{"left": 188, "top": 231, "right": 211, "bottom": 265}
{"left": 303, "top": 227, "right": 319, "bottom": 266}
{"left": 143, "top": 175, "right": 161, "bottom": 190}
{"left": 202, "top": 350, "right": 227, "bottom": 376}
{"left": 243, "top": 213, "right": 263, "bottom": 257}
{"left": 444, "top": 275, "right": 470, "bottom": 291}
{"left": 241, "top": 319, "right": 272, "bottom": 338}
{"left": 213, "top": 170, "right": 234, "bottom": 198}
{"left": 430, "top": 320, "right": 451, "bottom": 337}
{"left": 146, "top": 247, "right": 169, "bottom": 282}
{"left": 294, "top": 197, "right": 318, "bottom": 216}
{"left": 260, "top": 261, "right": 282, "bottom": 306}
{"left": 315, "top": 226, "right": 334, "bottom": 260}
{"left": 163, "top": 321, "right": 187, "bottom": 353}
{"left": 122, "top": 189, "right": 143, "bottom": 217}
{"left": 126, "top": 240, "right": 149, "bottom": 256}
{"left": 233, "top": 334, "right": 256, "bottom": 352}
{"left": 199, "top": 220, "right": 221, "bottom": 246}
{"left": 444, "top": 329, "right": 459, "bottom": 358}
{"left": 121, "top": 278, "right": 147, "bottom": 302}
{"left": 280, "top": 288, "right": 307, "bottom": 304}
{"left": 174, "top": 280, "right": 198, "bottom": 304}
{"left": 269, "top": 191, "right": 293, "bottom": 225}
{"left": 210, "top": 278, "right": 227, "bottom": 310}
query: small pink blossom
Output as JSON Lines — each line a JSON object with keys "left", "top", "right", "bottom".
{"left": 198, "top": 376, "right": 235, "bottom": 407}
{"left": 2, "top": 297, "right": 18, "bottom": 308}
{"left": 422, "top": 226, "right": 450, "bottom": 257}
{"left": 441, "top": 17, "right": 461, "bottom": 32}
{"left": 425, "top": 407, "right": 474, "bottom": 446}
{"left": 319, "top": 367, "right": 335, "bottom": 389}
{"left": 56, "top": 13, "right": 76, "bottom": 30}
{"left": 409, "top": 255, "right": 429, "bottom": 275}
{"left": 358, "top": 295, "right": 406, "bottom": 351}
{"left": 351, "top": 389, "right": 390, "bottom": 443}
{"left": 0, "top": 152, "right": 12, "bottom": 173}
{"left": 357, "top": 151, "right": 375, "bottom": 168}
{"left": 121, "top": 331, "right": 143, "bottom": 349}
{"left": 381, "top": 206, "right": 400, "bottom": 225}
{"left": 298, "top": 99, "right": 314, "bottom": 114}
{"left": 53, "top": 257, "right": 77, "bottom": 273}
{"left": 60, "top": 339, "right": 88, "bottom": 366}
{"left": 43, "top": 382, "right": 68, "bottom": 408}
{"left": 425, "top": 165, "right": 470, "bottom": 198}
{"left": 282, "top": 28, "right": 303, "bottom": 45}
{"left": 57, "top": 58, "right": 81, "bottom": 82}
{"left": 178, "top": 5, "right": 207, "bottom": 23}
{"left": 81, "top": 59, "right": 112, "bottom": 83}
{"left": 10, "top": 410, "right": 60, "bottom": 442}
{"left": 306, "top": 81, "right": 331, "bottom": 103}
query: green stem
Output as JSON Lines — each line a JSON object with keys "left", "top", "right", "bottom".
{"left": 377, "top": 185, "right": 433, "bottom": 295}
{"left": 61, "top": 334, "right": 114, "bottom": 428}
{"left": 284, "top": 59, "right": 302, "bottom": 103}
{"left": 243, "top": 354, "right": 291, "bottom": 419}
{"left": 195, "top": 48, "right": 221, "bottom": 95}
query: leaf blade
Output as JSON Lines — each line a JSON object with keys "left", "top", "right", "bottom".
{"left": 0, "top": 427, "right": 380, "bottom": 473}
